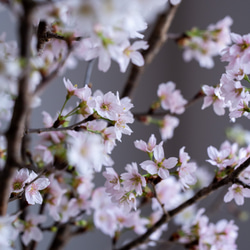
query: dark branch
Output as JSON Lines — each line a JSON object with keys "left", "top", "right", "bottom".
{"left": 121, "top": 4, "right": 180, "bottom": 99}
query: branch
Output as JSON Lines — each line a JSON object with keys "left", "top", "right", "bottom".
{"left": 0, "top": 0, "right": 34, "bottom": 215}
{"left": 115, "top": 156, "right": 250, "bottom": 250}
{"left": 24, "top": 115, "right": 96, "bottom": 134}
{"left": 134, "top": 89, "right": 205, "bottom": 120}
{"left": 121, "top": 4, "right": 180, "bottom": 99}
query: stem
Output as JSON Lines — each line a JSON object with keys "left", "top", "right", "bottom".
{"left": 0, "top": 0, "right": 34, "bottom": 215}
{"left": 49, "top": 224, "right": 71, "bottom": 250}
{"left": 121, "top": 4, "right": 180, "bottom": 99}
{"left": 84, "top": 59, "right": 95, "bottom": 86}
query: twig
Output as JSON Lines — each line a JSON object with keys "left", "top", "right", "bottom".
{"left": 121, "top": 4, "right": 180, "bottom": 99}
{"left": 115, "top": 156, "right": 250, "bottom": 250}
{"left": 84, "top": 59, "right": 95, "bottom": 86}
{"left": 0, "top": 0, "right": 34, "bottom": 215}
{"left": 133, "top": 89, "right": 205, "bottom": 120}
{"left": 24, "top": 115, "right": 96, "bottom": 134}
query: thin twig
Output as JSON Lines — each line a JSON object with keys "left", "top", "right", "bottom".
{"left": 24, "top": 116, "right": 94, "bottom": 134}
{"left": 133, "top": 89, "right": 205, "bottom": 120}
{"left": 0, "top": 0, "right": 34, "bottom": 215}
{"left": 84, "top": 59, "right": 95, "bottom": 86}
{"left": 121, "top": 4, "right": 180, "bottom": 99}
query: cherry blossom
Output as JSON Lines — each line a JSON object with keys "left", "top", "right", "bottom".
{"left": 180, "top": 16, "right": 232, "bottom": 68}
{"left": 0, "top": 215, "right": 18, "bottom": 248}
{"left": 10, "top": 168, "right": 29, "bottom": 194}
{"left": 140, "top": 143, "right": 178, "bottom": 179}
{"left": 25, "top": 171, "right": 50, "bottom": 205}
{"left": 120, "top": 162, "right": 146, "bottom": 195}
{"left": 157, "top": 81, "right": 187, "bottom": 114}
{"left": 17, "top": 214, "right": 46, "bottom": 246}
{"left": 103, "top": 167, "right": 121, "bottom": 193}
{"left": 206, "top": 145, "right": 234, "bottom": 169}
{"left": 224, "top": 184, "right": 250, "bottom": 205}
{"left": 202, "top": 85, "right": 225, "bottom": 115}
{"left": 67, "top": 131, "right": 106, "bottom": 174}
{"left": 159, "top": 114, "right": 179, "bottom": 141}
{"left": 116, "top": 40, "right": 148, "bottom": 72}
{"left": 134, "top": 134, "right": 157, "bottom": 153}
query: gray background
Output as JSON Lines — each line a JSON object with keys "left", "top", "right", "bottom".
{"left": 2, "top": 0, "right": 250, "bottom": 249}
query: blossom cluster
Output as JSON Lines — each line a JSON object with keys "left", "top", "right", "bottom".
{"left": 207, "top": 140, "right": 250, "bottom": 205}
{"left": 202, "top": 32, "right": 250, "bottom": 121}
{"left": 178, "top": 16, "right": 233, "bottom": 68}
{"left": 174, "top": 208, "right": 238, "bottom": 250}
{"left": 1, "top": 1, "right": 250, "bottom": 249}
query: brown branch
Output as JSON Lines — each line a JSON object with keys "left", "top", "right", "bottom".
{"left": 0, "top": 0, "right": 34, "bottom": 215}
{"left": 115, "top": 156, "right": 250, "bottom": 250}
{"left": 121, "top": 4, "right": 180, "bottom": 99}
{"left": 25, "top": 114, "right": 97, "bottom": 134}
{"left": 134, "top": 89, "right": 205, "bottom": 120}
{"left": 49, "top": 224, "right": 71, "bottom": 250}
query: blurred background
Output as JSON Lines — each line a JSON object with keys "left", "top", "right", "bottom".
{"left": 2, "top": 0, "right": 250, "bottom": 249}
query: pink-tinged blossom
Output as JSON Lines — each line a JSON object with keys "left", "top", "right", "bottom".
{"left": 93, "top": 91, "right": 122, "bottom": 120}
{"left": 0, "top": 215, "right": 18, "bottom": 248}
{"left": 25, "top": 171, "right": 50, "bottom": 205}
{"left": 10, "top": 168, "right": 29, "bottom": 194}
{"left": 120, "top": 209, "right": 149, "bottom": 235}
{"left": 174, "top": 204, "right": 196, "bottom": 227}
{"left": 208, "top": 219, "right": 238, "bottom": 250}
{"left": 46, "top": 175, "right": 67, "bottom": 221}
{"left": 134, "top": 134, "right": 157, "bottom": 153}
{"left": 102, "top": 127, "right": 117, "bottom": 154}
{"left": 220, "top": 73, "right": 245, "bottom": 109}
{"left": 91, "top": 187, "right": 113, "bottom": 211}
{"left": 67, "top": 131, "right": 105, "bottom": 174}
{"left": 224, "top": 184, "right": 250, "bottom": 205}
{"left": 120, "top": 162, "right": 146, "bottom": 196}
{"left": 229, "top": 96, "right": 250, "bottom": 122}
{"left": 179, "top": 146, "right": 190, "bottom": 164}
{"left": 181, "top": 17, "right": 232, "bottom": 69}
{"left": 117, "top": 40, "right": 148, "bottom": 72}
{"left": 103, "top": 167, "right": 121, "bottom": 193}
{"left": 178, "top": 162, "right": 197, "bottom": 189}
{"left": 155, "top": 176, "right": 182, "bottom": 210}
{"left": 34, "top": 144, "right": 53, "bottom": 164}
{"left": 157, "top": 81, "right": 187, "bottom": 114}
{"left": 114, "top": 112, "right": 134, "bottom": 141}
{"left": 63, "top": 77, "right": 79, "bottom": 98}
{"left": 140, "top": 143, "right": 178, "bottom": 179}
{"left": 159, "top": 115, "right": 179, "bottom": 141}
{"left": 178, "top": 147, "right": 197, "bottom": 189}
{"left": 206, "top": 145, "right": 234, "bottom": 169}
{"left": 116, "top": 191, "right": 137, "bottom": 213}
{"left": 93, "top": 208, "right": 118, "bottom": 237}
{"left": 221, "top": 33, "right": 250, "bottom": 69}
{"left": 201, "top": 85, "right": 225, "bottom": 115}
{"left": 207, "top": 16, "right": 233, "bottom": 52}
{"left": 0, "top": 92, "right": 14, "bottom": 121}
{"left": 17, "top": 214, "right": 46, "bottom": 246}
{"left": 56, "top": 197, "right": 80, "bottom": 223}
